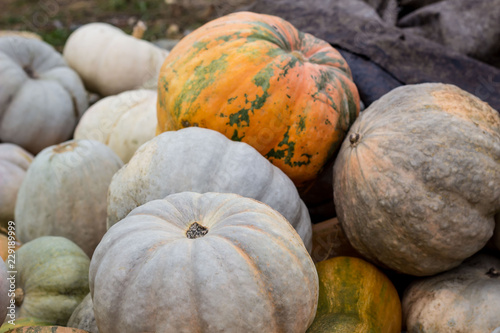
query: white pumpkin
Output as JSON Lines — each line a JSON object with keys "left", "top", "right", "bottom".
{"left": 15, "top": 140, "right": 123, "bottom": 257}
{"left": 74, "top": 89, "right": 157, "bottom": 163}
{"left": 92, "top": 192, "right": 318, "bottom": 333}
{"left": 107, "top": 127, "right": 313, "bottom": 252}
{"left": 0, "top": 37, "right": 88, "bottom": 154}
{"left": 0, "top": 143, "right": 33, "bottom": 229}
{"left": 403, "top": 254, "right": 500, "bottom": 333}
{"left": 63, "top": 23, "right": 169, "bottom": 96}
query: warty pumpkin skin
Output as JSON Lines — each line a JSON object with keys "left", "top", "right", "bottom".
{"left": 74, "top": 89, "right": 157, "bottom": 163}
{"left": 15, "top": 140, "right": 123, "bottom": 257}
{"left": 307, "top": 256, "right": 402, "bottom": 333}
{"left": 334, "top": 83, "right": 500, "bottom": 276}
{"left": 403, "top": 254, "right": 500, "bottom": 333}
{"left": 157, "top": 11, "right": 360, "bottom": 188}
{"left": 13, "top": 236, "right": 90, "bottom": 326}
{"left": 0, "top": 144, "right": 33, "bottom": 229}
{"left": 106, "top": 127, "right": 313, "bottom": 252}
{"left": 92, "top": 192, "right": 318, "bottom": 333}
{"left": 0, "top": 37, "right": 88, "bottom": 154}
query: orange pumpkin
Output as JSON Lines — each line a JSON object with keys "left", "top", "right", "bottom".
{"left": 307, "top": 256, "right": 402, "bottom": 333}
{"left": 157, "top": 11, "right": 360, "bottom": 187}
{"left": 0, "top": 232, "right": 21, "bottom": 261}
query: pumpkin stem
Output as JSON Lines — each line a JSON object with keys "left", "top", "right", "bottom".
{"left": 23, "top": 66, "right": 37, "bottom": 79}
{"left": 53, "top": 141, "right": 78, "bottom": 154}
{"left": 349, "top": 133, "right": 361, "bottom": 146}
{"left": 186, "top": 222, "right": 209, "bottom": 239}
{"left": 14, "top": 287, "right": 24, "bottom": 306}
{"left": 486, "top": 267, "right": 499, "bottom": 278}
{"left": 132, "top": 20, "right": 147, "bottom": 39}
{"left": 291, "top": 50, "right": 306, "bottom": 62}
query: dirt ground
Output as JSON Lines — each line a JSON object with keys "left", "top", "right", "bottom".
{"left": 0, "top": 0, "right": 223, "bottom": 49}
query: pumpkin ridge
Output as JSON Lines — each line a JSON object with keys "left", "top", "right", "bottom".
{"left": 216, "top": 223, "right": 313, "bottom": 287}
{"left": 211, "top": 234, "right": 280, "bottom": 330}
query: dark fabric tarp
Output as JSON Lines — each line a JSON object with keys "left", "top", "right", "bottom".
{"left": 234, "top": 0, "right": 500, "bottom": 221}
{"left": 243, "top": 0, "right": 500, "bottom": 111}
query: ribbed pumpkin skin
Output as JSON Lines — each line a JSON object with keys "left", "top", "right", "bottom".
{"left": 14, "top": 236, "right": 90, "bottom": 326}
{"left": 0, "top": 144, "right": 33, "bottom": 229}
{"left": 106, "top": 127, "right": 312, "bottom": 252}
{"left": 92, "top": 192, "right": 318, "bottom": 333}
{"left": 334, "top": 83, "right": 500, "bottom": 276}
{"left": 403, "top": 254, "right": 500, "bottom": 333}
{"left": 307, "top": 256, "right": 401, "bottom": 333}
{"left": 15, "top": 140, "right": 123, "bottom": 257}
{"left": 157, "top": 11, "right": 360, "bottom": 187}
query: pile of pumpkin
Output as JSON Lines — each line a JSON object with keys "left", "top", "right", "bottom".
{"left": 0, "top": 10, "right": 499, "bottom": 333}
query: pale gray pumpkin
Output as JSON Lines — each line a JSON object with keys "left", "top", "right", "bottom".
{"left": 0, "top": 143, "right": 33, "bottom": 229}
{"left": 67, "top": 293, "right": 99, "bottom": 333}
{"left": 403, "top": 254, "right": 500, "bottom": 333}
{"left": 63, "top": 23, "right": 169, "bottom": 96}
{"left": 0, "top": 37, "right": 88, "bottom": 154}
{"left": 106, "top": 127, "right": 312, "bottom": 251}
{"left": 15, "top": 140, "right": 123, "bottom": 257}
{"left": 91, "top": 192, "right": 318, "bottom": 333}
{"left": 334, "top": 83, "right": 500, "bottom": 276}
{"left": 74, "top": 89, "right": 157, "bottom": 163}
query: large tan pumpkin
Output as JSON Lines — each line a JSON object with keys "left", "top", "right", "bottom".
{"left": 403, "top": 254, "right": 500, "bottom": 333}
{"left": 74, "top": 89, "right": 157, "bottom": 163}
{"left": 0, "top": 37, "right": 88, "bottom": 154}
{"left": 334, "top": 83, "right": 500, "bottom": 276}
{"left": 92, "top": 192, "right": 318, "bottom": 333}
{"left": 0, "top": 144, "right": 33, "bottom": 229}
{"left": 15, "top": 140, "right": 123, "bottom": 257}
{"left": 107, "top": 127, "right": 313, "bottom": 251}
{"left": 63, "top": 23, "right": 169, "bottom": 96}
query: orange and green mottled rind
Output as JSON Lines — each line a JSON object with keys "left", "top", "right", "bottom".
{"left": 0, "top": 318, "right": 53, "bottom": 333}
{"left": 307, "top": 257, "right": 402, "bottom": 333}
{"left": 157, "top": 11, "right": 360, "bottom": 187}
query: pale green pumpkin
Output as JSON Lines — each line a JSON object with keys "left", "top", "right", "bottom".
{"left": 13, "top": 236, "right": 90, "bottom": 325}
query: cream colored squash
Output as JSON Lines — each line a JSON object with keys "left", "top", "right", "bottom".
{"left": 92, "top": 192, "right": 318, "bottom": 333}
{"left": 74, "top": 89, "right": 157, "bottom": 163}
{"left": 63, "top": 23, "right": 169, "bottom": 96}
{"left": 15, "top": 140, "right": 123, "bottom": 257}
{"left": 403, "top": 254, "right": 500, "bottom": 333}
{"left": 107, "top": 127, "right": 313, "bottom": 252}
{"left": 0, "top": 144, "right": 33, "bottom": 229}
{"left": 0, "top": 37, "right": 88, "bottom": 154}
{"left": 0, "top": 31, "right": 41, "bottom": 40}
